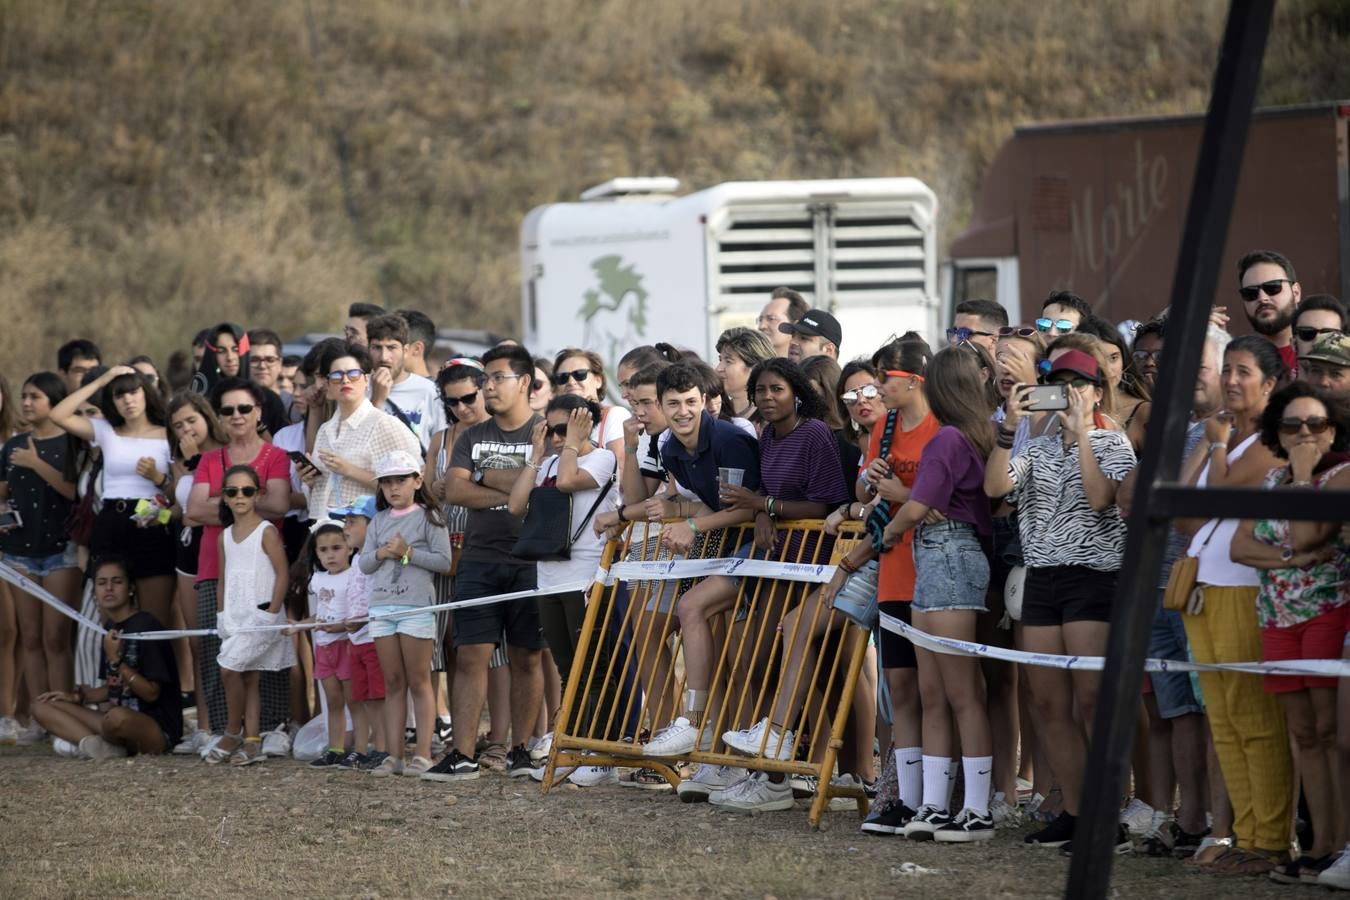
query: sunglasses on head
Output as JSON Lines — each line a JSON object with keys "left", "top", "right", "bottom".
{"left": 1239, "top": 279, "right": 1292, "bottom": 302}
{"left": 546, "top": 423, "right": 570, "bottom": 438}
{"left": 946, "top": 326, "right": 993, "bottom": 343}
{"left": 217, "top": 403, "right": 256, "bottom": 417}
{"left": 1035, "top": 317, "right": 1075, "bottom": 334}
{"left": 841, "top": 384, "right": 881, "bottom": 405}
{"left": 553, "top": 368, "right": 592, "bottom": 386}
{"left": 998, "top": 326, "right": 1038, "bottom": 338}
{"left": 222, "top": 485, "right": 258, "bottom": 498}
{"left": 327, "top": 368, "right": 365, "bottom": 383}
{"left": 1278, "top": 416, "right": 1330, "bottom": 436}
{"left": 442, "top": 391, "right": 478, "bottom": 408}
{"left": 1294, "top": 326, "right": 1342, "bottom": 343}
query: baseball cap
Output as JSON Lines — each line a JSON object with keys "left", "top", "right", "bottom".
{"left": 1299, "top": 332, "right": 1350, "bottom": 368}
{"left": 330, "top": 495, "right": 377, "bottom": 520}
{"left": 1046, "top": 349, "right": 1101, "bottom": 383}
{"left": 779, "top": 308, "right": 843, "bottom": 349}
{"left": 375, "top": 449, "right": 422, "bottom": 480}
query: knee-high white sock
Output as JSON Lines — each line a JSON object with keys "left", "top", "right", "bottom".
{"left": 963, "top": 756, "right": 994, "bottom": 815}
{"left": 921, "top": 755, "right": 950, "bottom": 811}
{"left": 895, "top": 746, "right": 923, "bottom": 810}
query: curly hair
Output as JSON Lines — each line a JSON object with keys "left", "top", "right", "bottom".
{"left": 1258, "top": 381, "right": 1350, "bottom": 457}
{"left": 747, "top": 357, "right": 830, "bottom": 423}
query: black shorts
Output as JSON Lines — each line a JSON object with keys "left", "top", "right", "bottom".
{"left": 877, "top": 600, "right": 917, "bottom": 670}
{"left": 1020, "top": 565, "right": 1117, "bottom": 627}
{"left": 451, "top": 560, "right": 543, "bottom": 650}
{"left": 90, "top": 501, "right": 176, "bottom": 579}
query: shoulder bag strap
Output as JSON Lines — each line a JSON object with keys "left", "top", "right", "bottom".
{"left": 570, "top": 474, "right": 615, "bottom": 544}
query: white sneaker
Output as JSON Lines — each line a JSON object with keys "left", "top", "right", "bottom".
{"left": 0, "top": 716, "right": 19, "bottom": 745}
{"left": 677, "top": 764, "right": 747, "bottom": 803}
{"left": 260, "top": 727, "right": 292, "bottom": 758}
{"left": 642, "top": 717, "right": 705, "bottom": 757}
{"left": 52, "top": 737, "right": 82, "bottom": 758}
{"left": 199, "top": 733, "right": 222, "bottom": 760}
{"left": 568, "top": 765, "right": 618, "bottom": 787}
{"left": 1119, "top": 798, "right": 1154, "bottom": 835}
{"left": 78, "top": 734, "right": 128, "bottom": 761}
{"left": 174, "top": 730, "right": 211, "bottom": 755}
{"left": 528, "top": 732, "right": 553, "bottom": 764}
{"left": 989, "top": 791, "right": 1018, "bottom": 826}
{"left": 789, "top": 773, "right": 818, "bottom": 799}
{"left": 721, "top": 717, "right": 795, "bottom": 761}
{"left": 827, "top": 773, "right": 865, "bottom": 812}
{"left": 1318, "top": 845, "right": 1350, "bottom": 890}
{"left": 712, "top": 771, "right": 794, "bottom": 812}
{"left": 17, "top": 721, "right": 46, "bottom": 744}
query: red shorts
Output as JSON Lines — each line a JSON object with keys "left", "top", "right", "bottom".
{"left": 314, "top": 640, "right": 352, "bottom": 681}
{"left": 1261, "top": 605, "right": 1349, "bottom": 693}
{"left": 349, "top": 641, "right": 385, "bottom": 702}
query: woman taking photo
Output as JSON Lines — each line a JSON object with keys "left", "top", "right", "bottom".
{"left": 49, "top": 365, "right": 176, "bottom": 626}
{"left": 1, "top": 373, "right": 80, "bottom": 706}
{"left": 1231, "top": 382, "right": 1349, "bottom": 882}
{"left": 551, "top": 348, "right": 630, "bottom": 459}
{"left": 31, "top": 555, "right": 182, "bottom": 759}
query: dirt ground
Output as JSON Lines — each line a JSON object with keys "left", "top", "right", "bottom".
{"left": 0, "top": 744, "right": 1295, "bottom": 899}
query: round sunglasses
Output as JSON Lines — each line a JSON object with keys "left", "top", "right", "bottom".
{"left": 841, "top": 384, "right": 881, "bottom": 406}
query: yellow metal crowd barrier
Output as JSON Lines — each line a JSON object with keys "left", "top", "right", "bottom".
{"left": 542, "top": 518, "right": 870, "bottom": 828}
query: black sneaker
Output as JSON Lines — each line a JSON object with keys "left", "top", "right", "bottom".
{"left": 1058, "top": 824, "right": 1132, "bottom": 857}
{"left": 1171, "top": 825, "right": 1208, "bottom": 859}
{"left": 308, "top": 749, "right": 346, "bottom": 768}
{"left": 903, "top": 805, "right": 951, "bottom": 841}
{"left": 421, "top": 749, "right": 480, "bottom": 782}
{"left": 506, "top": 744, "right": 534, "bottom": 778}
{"left": 1025, "top": 811, "right": 1076, "bottom": 848}
{"left": 935, "top": 807, "right": 996, "bottom": 843}
{"left": 861, "top": 800, "right": 915, "bottom": 835}
{"left": 357, "top": 750, "right": 389, "bottom": 771}
{"left": 435, "top": 716, "right": 453, "bottom": 744}
{"left": 336, "top": 750, "right": 368, "bottom": 770}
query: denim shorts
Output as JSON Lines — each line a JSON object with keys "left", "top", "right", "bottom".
{"left": 831, "top": 559, "right": 879, "bottom": 629}
{"left": 2, "top": 544, "right": 79, "bottom": 578}
{"left": 1149, "top": 588, "right": 1203, "bottom": 719}
{"left": 912, "top": 520, "right": 989, "bottom": 613}
{"left": 367, "top": 604, "right": 437, "bottom": 641}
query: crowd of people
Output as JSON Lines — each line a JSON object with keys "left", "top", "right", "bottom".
{"left": 0, "top": 251, "right": 1347, "bottom": 887}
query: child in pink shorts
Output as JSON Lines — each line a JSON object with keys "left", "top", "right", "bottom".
{"left": 302, "top": 521, "right": 355, "bottom": 768}
{"left": 334, "top": 496, "right": 388, "bottom": 770}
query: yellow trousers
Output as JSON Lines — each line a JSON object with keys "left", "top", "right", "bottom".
{"left": 1182, "top": 585, "right": 1293, "bottom": 853}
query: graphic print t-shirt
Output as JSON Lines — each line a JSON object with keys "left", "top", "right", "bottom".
{"left": 451, "top": 415, "right": 541, "bottom": 564}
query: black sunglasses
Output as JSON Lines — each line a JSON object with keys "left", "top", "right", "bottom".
{"left": 998, "top": 326, "right": 1038, "bottom": 338}
{"left": 222, "top": 486, "right": 258, "bottom": 498}
{"left": 1294, "top": 326, "right": 1342, "bottom": 343}
{"left": 1132, "top": 349, "right": 1163, "bottom": 363}
{"left": 552, "top": 368, "right": 592, "bottom": 386}
{"left": 546, "top": 423, "right": 569, "bottom": 438}
{"left": 1278, "top": 416, "right": 1330, "bottom": 436}
{"left": 946, "top": 326, "right": 993, "bottom": 343}
{"left": 1238, "top": 279, "right": 1292, "bottom": 302}
{"left": 442, "top": 391, "right": 478, "bottom": 408}
{"left": 217, "top": 403, "right": 256, "bottom": 417}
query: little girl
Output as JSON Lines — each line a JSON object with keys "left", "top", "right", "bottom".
{"left": 303, "top": 520, "right": 354, "bottom": 768}
{"left": 337, "top": 496, "right": 387, "bottom": 770}
{"left": 207, "top": 465, "right": 296, "bottom": 766}
{"left": 360, "top": 451, "right": 451, "bottom": 777}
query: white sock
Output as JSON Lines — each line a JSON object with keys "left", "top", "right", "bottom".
{"left": 946, "top": 758, "right": 959, "bottom": 810}
{"left": 895, "top": 746, "right": 923, "bottom": 810}
{"left": 963, "top": 756, "right": 993, "bottom": 815}
{"left": 921, "top": 755, "right": 949, "bottom": 811}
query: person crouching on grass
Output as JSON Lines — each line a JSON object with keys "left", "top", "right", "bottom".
{"left": 32, "top": 555, "right": 182, "bottom": 759}
{"left": 361, "top": 450, "right": 451, "bottom": 778}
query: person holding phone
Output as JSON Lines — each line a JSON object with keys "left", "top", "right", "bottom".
{"left": 984, "top": 348, "right": 1136, "bottom": 854}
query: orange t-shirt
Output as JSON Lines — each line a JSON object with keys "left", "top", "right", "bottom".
{"left": 865, "top": 411, "right": 941, "bottom": 602}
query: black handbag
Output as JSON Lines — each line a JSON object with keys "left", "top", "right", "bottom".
{"left": 511, "top": 459, "right": 614, "bottom": 562}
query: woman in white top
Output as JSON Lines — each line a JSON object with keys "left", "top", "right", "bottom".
{"left": 50, "top": 364, "right": 176, "bottom": 624}
{"left": 1179, "top": 335, "right": 1293, "bottom": 874}
{"left": 550, "top": 348, "right": 630, "bottom": 460}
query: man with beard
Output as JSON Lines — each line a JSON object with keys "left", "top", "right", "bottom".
{"left": 1298, "top": 332, "right": 1350, "bottom": 404}
{"left": 365, "top": 313, "right": 444, "bottom": 453}
{"left": 1237, "top": 250, "right": 1301, "bottom": 375}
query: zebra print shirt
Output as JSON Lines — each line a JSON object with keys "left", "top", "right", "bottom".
{"left": 1007, "top": 430, "right": 1136, "bottom": 571}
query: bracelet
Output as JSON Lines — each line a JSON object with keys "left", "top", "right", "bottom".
{"left": 127, "top": 673, "right": 139, "bottom": 688}
{"left": 525, "top": 460, "right": 541, "bottom": 471}
{"left": 1291, "top": 479, "right": 1311, "bottom": 487}
{"left": 616, "top": 502, "right": 626, "bottom": 522}
{"left": 1208, "top": 442, "right": 1226, "bottom": 454}
{"left": 765, "top": 496, "right": 777, "bottom": 518}
{"left": 838, "top": 556, "right": 858, "bottom": 574}
{"left": 997, "top": 423, "right": 1017, "bottom": 438}
{"left": 685, "top": 517, "right": 701, "bottom": 536}
{"left": 562, "top": 445, "right": 580, "bottom": 454}
{"left": 996, "top": 432, "right": 1015, "bottom": 450}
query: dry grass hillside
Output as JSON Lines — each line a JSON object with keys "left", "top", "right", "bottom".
{"left": 0, "top": 0, "right": 1346, "bottom": 375}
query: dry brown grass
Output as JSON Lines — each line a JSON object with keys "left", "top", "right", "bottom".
{"left": 0, "top": 0, "right": 1346, "bottom": 375}
{"left": 0, "top": 743, "right": 1304, "bottom": 898}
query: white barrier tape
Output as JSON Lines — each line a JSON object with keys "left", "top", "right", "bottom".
{"left": 879, "top": 611, "right": 1350, "bottom": 678}
{"left": 0, "top": 561, "right": 588, "bottom": 641}
{"left": 603, "top": 557, "right": 836, "bottom": 586}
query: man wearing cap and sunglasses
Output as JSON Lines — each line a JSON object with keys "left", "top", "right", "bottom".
{"left": 1237, "top": 249, "right": 1301, "bottom": 376}
{"left": 1299, "top": 331, "right": 1350, "bottom": 404}
{"left": 780, "top": 308, "right": 842, "bottom": 362}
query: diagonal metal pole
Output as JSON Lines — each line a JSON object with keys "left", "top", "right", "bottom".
{"left": 1066, "top": 1, "right": 1275, "bottom": 896}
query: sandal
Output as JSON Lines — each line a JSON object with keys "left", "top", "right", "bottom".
{"left": 1184, "top": 836, "right": 1235, "bottom": 868}
{"left": 477, "top": 741, "right": 508, "bottom": 771}
{"left": 1209, "top": 848, "right": 1281, "bottom": 877}
{"left": 620, "top": 767, "right": 673, "bottom": 791}
{"left": 230, "top": 737, "right": 265, "bottom": 767}
{"left": 203, "top": 731, "right": 242, "bottom": 766}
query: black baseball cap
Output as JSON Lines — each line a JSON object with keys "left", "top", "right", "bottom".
{"left": 779, "top": 308, "right": 842, "bottom": 348}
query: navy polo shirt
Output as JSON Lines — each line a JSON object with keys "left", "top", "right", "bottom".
{"left": 661, "top": 412, "right": 761, "bottom": 510}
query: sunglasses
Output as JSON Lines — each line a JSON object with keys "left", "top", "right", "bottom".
{"left": 222, "top": 486, "right": 258, "bottom": 498}
{"left": 217, "top": 403, "right": 256, "bottom": 417}
{"left": 1278, "top": 416, "right": 1331, "bottom": 436}
{"left": 1239, "top": 279, "right": 1292, "bottom": 302}
{"left": 1132, "top": 349, "right": 1163, "bottom": 364}
{"left": 1035, "top": 317, "right": 1075, "bottom": 334}
{"left": 998, "top": 326, "right": 1038, "bottom": 338}
{"left": 553, "top": 368, "right": 592, "bottom": 386}
{"left": 1050, "top": 375, "right": 1096, "bottom": 389}
{"left": 884, "top": 369, "right": 925, "bottom": 382}
{"left": 442, "top": 391, "right": 479, "bottom": 408}
{"left": 841, "top": 384, "right": 881, "bottom": 406}
{"left": 546, "top": 423, "right": 570, "bottom": 438}
{"left": 327, "top": 369, "right": 365, "bottom": 383}
{"left": 946, "top": 326, "right": 993, "bottom": 343}
{"left": 1294, "top": 326, "right": 1342, "bottom": 343}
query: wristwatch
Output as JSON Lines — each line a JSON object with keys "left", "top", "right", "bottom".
{"left": 471, "top": 469, "right": 485, "bottom": 485}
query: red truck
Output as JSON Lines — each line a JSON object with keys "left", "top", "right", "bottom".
{"left": 944, "top": 101, "right": 1350, "bottom": 328}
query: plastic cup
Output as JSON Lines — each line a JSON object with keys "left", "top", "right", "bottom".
{"left": 718, "top": 467, "right": 745, "bottom": 487}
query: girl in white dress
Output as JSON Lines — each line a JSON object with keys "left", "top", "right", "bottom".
{"left": 207, "top": 465, "right": 295, "bottom": 766}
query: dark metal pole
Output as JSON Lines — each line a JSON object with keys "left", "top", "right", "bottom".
{"left": 1066, "top": 2, "right": 1275, "bottom": 896}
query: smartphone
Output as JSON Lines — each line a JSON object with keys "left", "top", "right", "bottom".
{"left": 287, "top": 450, "right": 317, "bottom": 471}
{"left": 0, "top": 509, "right": 22, "bottom": 530}
{"left": 1024, "top": 383, "right": 1069, "bottom": 412}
